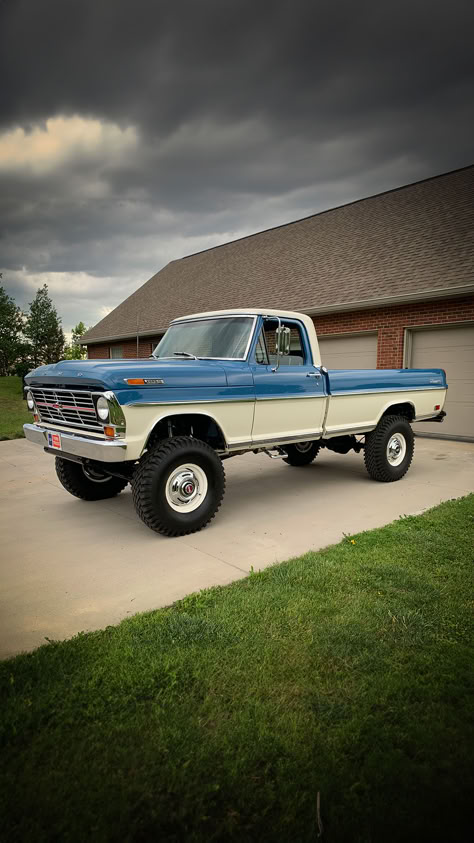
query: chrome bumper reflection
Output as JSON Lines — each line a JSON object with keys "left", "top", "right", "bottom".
{"left": 23, "top": 424, "right": 127, "bottom": 462}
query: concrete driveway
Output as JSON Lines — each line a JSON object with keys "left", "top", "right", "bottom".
{"left": 1, "top": 437, "right": 473, "bottom": 658}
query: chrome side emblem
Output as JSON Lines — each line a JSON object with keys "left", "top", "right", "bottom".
{"left": 123, "top": 378, "right": 165, "bottom": 385}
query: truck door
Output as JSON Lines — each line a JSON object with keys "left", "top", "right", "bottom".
{"left": 250, "top": 317, "right": 327, "bottom": 444}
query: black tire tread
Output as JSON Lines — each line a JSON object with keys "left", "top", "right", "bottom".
{"left": 364, "top": 414, "right": 414, "bottom": 482}
{"left": 132, "top": 436, "right": 225, "bottom": 537}
{"left": 283, "top": 442, "right": 320, "bottom": 466}
{"left": 55, "top": 457, "right": 128, "bottom": 500}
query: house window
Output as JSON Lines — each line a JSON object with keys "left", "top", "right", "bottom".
{"left": 109, "top": 345, "right": 124, "bottom": 359}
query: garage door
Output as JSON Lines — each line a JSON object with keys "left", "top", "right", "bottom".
{"left": 318, "top": 333, "right": 378, "bottom": 369}
{"left": 408, "top": 324, "right": 474, "bottom": 440}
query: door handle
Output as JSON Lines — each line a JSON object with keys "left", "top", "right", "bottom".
{"left": 306, "top": 371, "right": 321, "bottom": 378}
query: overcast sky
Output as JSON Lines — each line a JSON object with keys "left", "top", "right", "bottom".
{"left": 1, "top": 0, "right": 473, "bottom": 335}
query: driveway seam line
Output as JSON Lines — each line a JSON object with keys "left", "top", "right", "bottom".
{"left": 178, "top": 543, "right": 249, "bottom": 574}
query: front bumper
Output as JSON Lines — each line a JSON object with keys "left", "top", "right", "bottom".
{"left": 23, "top": 424, "right": 127, "bottom": 462}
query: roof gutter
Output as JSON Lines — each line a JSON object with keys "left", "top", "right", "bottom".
{"left": 304, "top": 283, "right": 474, "bottom": 316}
{"left": 82, "top": 283, "right": 474, "bottom": 344}
{"left": 81, "top": 327, "right": 166, "bottom": 346}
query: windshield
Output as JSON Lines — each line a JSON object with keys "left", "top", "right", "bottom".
{"left": 153, "top": 316, "right": 254, "bottom": 360}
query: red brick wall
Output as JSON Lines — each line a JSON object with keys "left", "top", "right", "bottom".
{"left": 86, "top": 295, "right": 474, "bottom": 368}
{"left": 87, "top": 344, "right": 109, "bottom": 359}
{"left": 313, "top": 295, "right": 474, "bottom": 369}
{"left": 87, "top": 336, "right": 163, "bottom": 359}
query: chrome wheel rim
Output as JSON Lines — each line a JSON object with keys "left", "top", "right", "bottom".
{"left": 294, "top": 441, "right": 313, "bottom": 453}
{"left": 386, "top": 433, "right": 407, "bottom": 467}
{"left": 82, "top": 465, "right": 112, "bottom": 483}
{"left": 165, "top": 463, "right": 208, "bottom": 513}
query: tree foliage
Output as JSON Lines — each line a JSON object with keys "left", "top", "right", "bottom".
{"left": 24, "top": 285, "right": 65, "bottom": 367}
{"left": 63, "top": 321, "right": 88, "bottom": 359}
{"left": 0, "top": 286, "right": 25, "bottom": 376}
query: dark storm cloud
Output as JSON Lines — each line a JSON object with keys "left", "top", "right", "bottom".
{"left": 2, "top": 0, "right": 473, "bottom": 134}
{"left": 1, "top": 0, "right": 473, "bottom": 331}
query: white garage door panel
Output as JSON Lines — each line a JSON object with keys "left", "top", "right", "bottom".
{"left": 410, "top": 324, "right": 474, "bottom": 439}
{"left": 319, "top": 333, "right": 377, "bottom": 369}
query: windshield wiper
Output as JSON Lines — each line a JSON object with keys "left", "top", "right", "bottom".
{"left": 172, "top": 351, "right": 197, "bottom": 359}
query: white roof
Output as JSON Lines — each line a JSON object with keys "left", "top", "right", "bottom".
{"left": 172, "top": 307, "right": 308, "bottom": 322}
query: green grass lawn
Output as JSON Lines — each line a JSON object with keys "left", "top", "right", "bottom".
{"left": 1, "top": 496, "right": 473, "bottom": 842}
{"left": 0, "top": 376, "right": 31, "bottom": 440}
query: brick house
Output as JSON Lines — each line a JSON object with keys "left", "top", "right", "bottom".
{"left": 82, "top": 165, "right": 474, "bottom": 440}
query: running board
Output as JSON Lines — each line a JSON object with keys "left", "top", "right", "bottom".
{"left": 262, "top": 447, "right": 288, "bottom": 460}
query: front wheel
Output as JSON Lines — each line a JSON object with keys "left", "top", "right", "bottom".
{"left": 283, "top": 441, "right": 320, "bottom": 466}
{"left": 364, "top": 415, "right": 414, "bottom": 482}
{"left": 132, "top": 436, "right": 225, "bottom": 536}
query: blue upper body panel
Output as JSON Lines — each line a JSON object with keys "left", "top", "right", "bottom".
{"left": 25, "top": 355, "right": 447, "bottom": 407}
{"left": 327, "top": 368, "right": 447, "bottom": 394}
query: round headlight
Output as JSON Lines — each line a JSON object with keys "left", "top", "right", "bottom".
{"left": 96, "top": 396, "right": 110, "bottom": 421}
{"left": 26, "top": 391, "right": 35, "bottom": 410}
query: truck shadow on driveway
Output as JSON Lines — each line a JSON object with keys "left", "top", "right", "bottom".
{"left": 87, "top": 451, "right": 394, "bottom": 541}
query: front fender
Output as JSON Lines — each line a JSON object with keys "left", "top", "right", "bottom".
{"left": 122, "top": 399, "right": 255, "bottom": 459}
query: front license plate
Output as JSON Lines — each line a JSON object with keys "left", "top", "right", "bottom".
{"left": 47, "top": 431, "right": 62, "bottom": 450}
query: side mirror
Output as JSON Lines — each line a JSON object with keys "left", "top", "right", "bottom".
{"left": 271, "top": 322, "right": 291, "bottom": 371}
{"left": 276, "top": 325, "right": 291, "bottom": 356}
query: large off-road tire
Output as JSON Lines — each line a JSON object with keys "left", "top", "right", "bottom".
{"left": 132, "top": 436, "right": 225, "bottom": 536}
{"left": 364, "top": 414, "right": 414, "bottom": 482}
{"left": 283, "top": 441, "right": 320, "bottom": 466}
{"left": 55, "top": 457, "right": 128, "bottom": 500}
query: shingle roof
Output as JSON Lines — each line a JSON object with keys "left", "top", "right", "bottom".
{"left": 83, "top": 165, "right": 474, "bottom": 343}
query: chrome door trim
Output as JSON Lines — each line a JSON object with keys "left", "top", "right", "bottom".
{"left": 128, "top": 397, "right": 256, "bottom": 407}
{"left": 227, "top": 431, "right": 323, "bottom": 451}
{"left": 330, "top": 385, "right": 445, "bottom": 396}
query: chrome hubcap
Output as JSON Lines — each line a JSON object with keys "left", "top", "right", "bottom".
{"left": 386, "top": 433, "right": 407, "bottom": 467}
{"left": 165, "top": 463, "right": 208, "bottom": 513}
{"left": 82, "top": 465, "right": 111, "bottom": 483}
{"left": 294, "top": 441, "right": 313, "bottom": 453}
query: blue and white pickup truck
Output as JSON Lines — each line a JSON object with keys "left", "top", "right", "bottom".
{"left": 24, "top": 309, "right": 447, "bottom": 536}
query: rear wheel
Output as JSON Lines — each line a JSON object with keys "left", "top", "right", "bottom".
{"left": 283, "top": 440, "right": 320, "bottom": 466}
{"left": 132, "top": 436, "right": 225, "bottom": 536}
{"left": 55, "top": 458, "right": 128, "bottom": 500}
{"left": 364, "top": 415, "right": 414, "bottom": 482}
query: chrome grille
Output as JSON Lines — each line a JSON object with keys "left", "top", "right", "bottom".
{"left": 31, "top": 387, "right": 102, "bottom": 432}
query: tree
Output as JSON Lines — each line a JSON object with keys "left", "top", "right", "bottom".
{"left": 63, "top": 321, "right": 88, "bottom": 359}
{"left": 0, "top": 286, "right": 25, "bottom": 376}
{"left": 24, "top": 284, "right": 65, "bottom": 367}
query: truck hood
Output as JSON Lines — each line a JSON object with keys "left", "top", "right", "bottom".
{"left": 25, "top": 357, "right": 229, "bottom": 391}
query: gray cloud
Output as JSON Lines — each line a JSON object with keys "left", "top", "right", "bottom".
{"left": 1, "top": 0, "right": 473, "bottom": 332}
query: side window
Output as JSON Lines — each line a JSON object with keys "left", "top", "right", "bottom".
{"left": 258, "top": 320, "right": 305, "bottom": 367}
{"left": 288, "top": 325, "right": 305, "bottom": 364}
{"left": 255, "top": 330, "right": 269, "bottom": 364}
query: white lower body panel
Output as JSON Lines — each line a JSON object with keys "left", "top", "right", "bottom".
{"left": 323, "top": 388, "right": 447, "bottom": 437}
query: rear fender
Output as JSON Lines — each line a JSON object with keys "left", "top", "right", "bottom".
{"left": 378, "top": 401, "right": 416, "bottom": 422}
